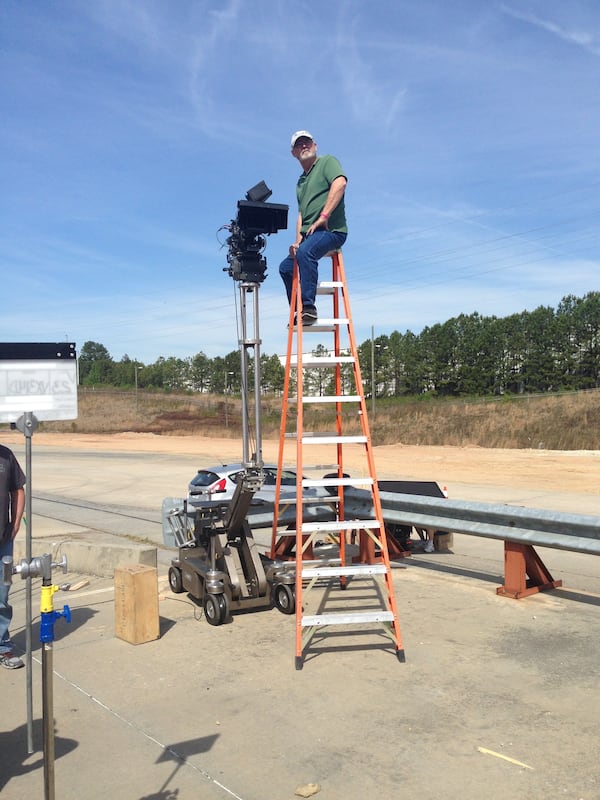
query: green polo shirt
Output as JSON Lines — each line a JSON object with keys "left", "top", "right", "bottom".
{"left": 296, "top": 155, "right": 348, "bottom": 234}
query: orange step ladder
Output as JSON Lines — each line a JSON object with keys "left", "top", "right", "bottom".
{"left": 270, "top": 251, "right": 406, "bottom": 670}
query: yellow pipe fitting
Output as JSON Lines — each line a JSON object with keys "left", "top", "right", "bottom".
{"left": 40, "top": 584, "right": 59, "bottom": 614}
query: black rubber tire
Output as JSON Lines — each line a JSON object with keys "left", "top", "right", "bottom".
{"left": 168, "top": 566, "right": 184, "bottom": 594}
{"left": 273, "top": 583, "right": 295, "bottom": 615}
{"left": 204, "top": 593, "right": 228, "bottom": 626}
{"left": 323, "top": 472, "right": 351, "bottom": 496}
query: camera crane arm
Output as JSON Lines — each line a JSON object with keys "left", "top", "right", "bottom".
{"left": 222, "top": 182, "right": 288, "bottom": 530}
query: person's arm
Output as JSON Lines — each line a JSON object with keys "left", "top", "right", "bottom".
{"left": 10, "top": 488, "right": 25, "bottom": 539}
{"left": 306, "top": 176, "right": 347, "bottom": 235}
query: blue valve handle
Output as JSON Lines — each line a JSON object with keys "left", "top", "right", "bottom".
{"left": 40, "top": 605, "right": 71, "bottom": 643}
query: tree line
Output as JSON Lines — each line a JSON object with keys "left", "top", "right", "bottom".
{"left": 79, "top": 291, "right": 599, "bottom": 398}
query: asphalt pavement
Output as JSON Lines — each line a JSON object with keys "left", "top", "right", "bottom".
{"left": 1, "top": 443, "right": 599, "bottom": 799}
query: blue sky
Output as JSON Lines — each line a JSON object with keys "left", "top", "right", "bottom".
{"left": 1, "top": 0, "right": 599, "bottom": 364}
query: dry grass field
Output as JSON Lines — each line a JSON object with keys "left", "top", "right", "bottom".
{"left": 41, "top": 387, "right": 600, "bottom": 450}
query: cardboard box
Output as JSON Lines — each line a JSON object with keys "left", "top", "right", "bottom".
{"left": 114, "top": 564, "right": 160, "bottom": 644}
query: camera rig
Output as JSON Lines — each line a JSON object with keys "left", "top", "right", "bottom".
{"left": 165, "top": 181, "right": 294, "bottom": 625}
{"left": 225, "top": 180, "right": 288, "bottom": 283}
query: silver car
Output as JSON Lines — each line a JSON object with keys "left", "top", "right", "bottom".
{"left": 187, "top": 463, "right": 311, "bottom": 505}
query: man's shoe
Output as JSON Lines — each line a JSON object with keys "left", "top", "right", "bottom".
{"left": 302, "top": 307, "right": 318, "bottom": 326}
{"left": 0, "top": 652, "right": 24, "bottom": 669}
{"left": 423, "top": 539, "right": 435, "bottom": 553}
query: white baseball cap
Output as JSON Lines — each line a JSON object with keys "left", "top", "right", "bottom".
{"left": 290, "top": 130, "right": 314, "bottom": 147}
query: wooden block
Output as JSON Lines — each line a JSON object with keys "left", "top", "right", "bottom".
{"left": 67, "top": 579, "right": 90, "bottom": 592}
{"left": 434, "top": 531, "right": 454, "bottom": 551}
{"left": 114, "top": 565, "right": 160, "bottom": 645}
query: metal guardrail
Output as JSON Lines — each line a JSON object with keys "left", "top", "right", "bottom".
{"left": 164, "top": 491, "right": 600, "bottom": 556}
{"left": 163, "top": 488, "right": 599, "bottom": 602}
{"left": 344, "top": 488, "right": 600, "bottom": 556}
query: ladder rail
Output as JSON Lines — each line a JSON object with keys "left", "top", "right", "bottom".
{"left": 294, "top": 264, "right": 305, "bottom": 664}
{"left": 270, "top": 265, "right": 299, "bottom": 556}
{"left": 332, "top": 258, "right": 346, "bottom": 567}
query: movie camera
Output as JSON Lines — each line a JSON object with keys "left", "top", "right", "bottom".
{"left": 224, "top": 181, "right": 288, "bottom": 283}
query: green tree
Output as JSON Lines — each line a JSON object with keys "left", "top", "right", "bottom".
{"left": 261, "top": 353, "right": 285, "bottom": 394}
{"left": 558, "top": 292, "right": 600, "bottom": 389}
{"left": 190, "top": 352, "right": 211, "bottom": 392}
{"left": 519, "top": 306, "right": 559, "bottom": 392}
{"left": 79, "top": 340, "right": 114, "bottom": 385}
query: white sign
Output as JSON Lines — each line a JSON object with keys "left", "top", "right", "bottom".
{"left": 0, "top": 360, "right": 78, "bottom": 422}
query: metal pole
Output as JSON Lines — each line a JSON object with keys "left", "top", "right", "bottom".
{"left": 239, "top": 284, "right": 250, "bottom": 465}
{"left": 371, "top": 326, "right": 375, "bottom": 419}
{"left": 252, "top": 285, "right": 263, "bottom": 468}
{"left": 238, "top": 282, "right": 263, "bottom": 469}
{"left": 135, "top": 364, "right": 142, "bottom": 414}
{"left": 20, "top": 412, "right": 36, "bottom": 754}
{"left": 42, "top": 611, "right": 55, "bottom": 800}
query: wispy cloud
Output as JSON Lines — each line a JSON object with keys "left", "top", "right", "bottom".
{"left": 501, "top": 4, "right": 600, "bottom": 56}
{"left": 334, "top": 10, "right": 407, "bottom": 132}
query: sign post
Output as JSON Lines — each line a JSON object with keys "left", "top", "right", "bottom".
{"left": 0, "top": 343, "right": 77, "bottom": 764}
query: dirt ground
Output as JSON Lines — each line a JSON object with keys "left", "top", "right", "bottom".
{"left": 9, "top": 430, "right": 600, "bottom": 509}
{"left": 9, "top": 431, "right": 598, "bottom": 488}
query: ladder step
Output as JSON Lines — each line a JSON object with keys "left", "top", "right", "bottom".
{"left": 295, "top": 324, "right": 336, "bottom": 333}
{"left": 284, "top": 432, "right": 368, "bottom": 444}
{"left": 295, "top": 318, "right": 349, "bottom": 329}
{"left": 317, "top": 281, "right": 344, "bottom": 294}
{"left": 302, "top": 434, "right": 368, "bottom": 445}
{"left": 303, "top": 477, "right": 373, "bottom": 488}
{"left": 302, "top": 610, "right": 394, "bottom": 627}
{"left": 287, "top": 355, "right": 355, "bottom": 367}
{"left": 302, "top": 395, "right": 361, "bottom": 403}
{"left": 300, "top": 520, "right": 381, "bottom": 533}
{"left": 277, "top": 495, "right": 340, "bottom": 506}
{"left": 301, "top": 463, "right": 341, "bottom": 470}
{"left": 302, "top": 564, "right": 387, "bottom": 578}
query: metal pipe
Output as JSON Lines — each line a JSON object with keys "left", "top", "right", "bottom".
{"left": 42, "top": 636, "right": 55, "bottom": 800}
{"left": 23, "top": 413, "right": 35, "bottom": 754}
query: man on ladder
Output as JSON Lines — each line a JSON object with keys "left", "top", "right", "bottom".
{"left": 279, "top": 130, "right": 348, "bottom": 325}
{"left": 274, "top": 131, "right": 406, "bottom": 669}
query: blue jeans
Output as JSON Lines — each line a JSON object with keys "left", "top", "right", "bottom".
{"left": 0, "top": 534, "right": 14, "bottom": 654}
{"left": 279, "top": 230, "right": 347, "bottom": 309}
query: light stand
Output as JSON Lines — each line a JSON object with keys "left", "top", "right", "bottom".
{"left": 15, "top": 411, "right": 39, "bottom": 754}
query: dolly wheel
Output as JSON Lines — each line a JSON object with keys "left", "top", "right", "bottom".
{"left": 168, "top": 566, "right": 184, "bottom": 594}
{"left": 273, "top": 583, "right": 295, "bottom": 615}
{"left": 204, "top": 593, "right": 228, "bottom": 626}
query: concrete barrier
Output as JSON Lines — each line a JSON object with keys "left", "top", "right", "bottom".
{"left": 14, "top": 539, "right": 157, "bottom": 578}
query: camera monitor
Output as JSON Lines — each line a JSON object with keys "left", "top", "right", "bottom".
{"left": 236, "top": 200, "right": 288, "bottom": 235}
